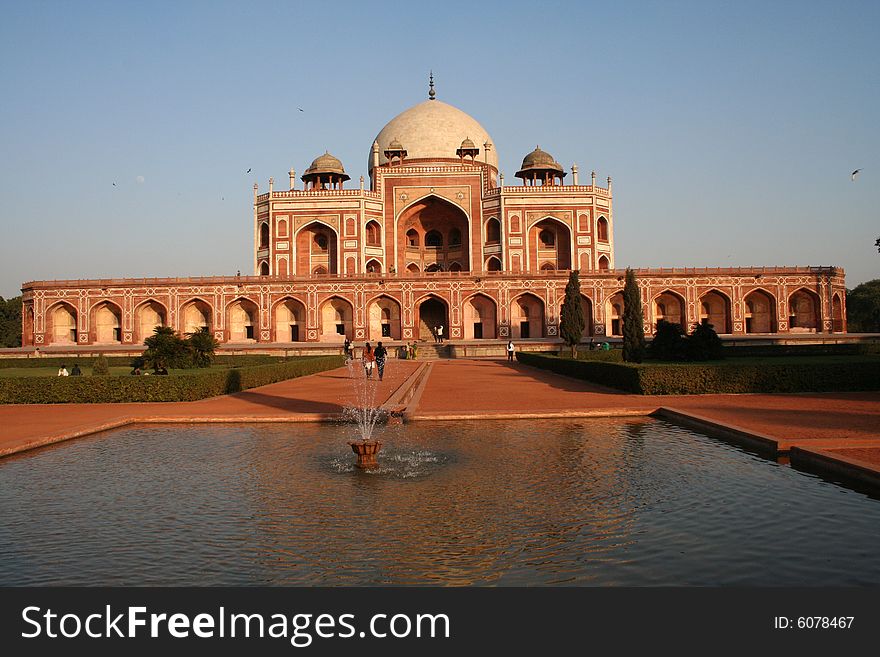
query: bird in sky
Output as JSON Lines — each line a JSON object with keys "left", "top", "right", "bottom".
{"left": 112, "top": 182, "right": 117, "bottom": 187}
{"left": 246, "top": 168, "right": 252, "bottom": 173}
{"left": 297, "top": 107, "right": 304, "bottom": 112}
{"left": 851, "top": 168, "right": 861, "bottom": 181}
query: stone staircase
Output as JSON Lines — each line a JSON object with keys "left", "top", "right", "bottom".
{"left": 412, "top": 343, "right": 451, "bottom": 360}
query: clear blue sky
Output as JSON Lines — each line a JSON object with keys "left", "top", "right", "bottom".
{"left": 1, "top": 0, "right": 878, "bottom": 299}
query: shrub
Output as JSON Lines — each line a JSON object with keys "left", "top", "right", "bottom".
{"left": 92, "top": 354, "right": 110, "bottom": 376}
{"left": 516, "top": 352, "right": 880, "bottom": 395}
{"left": 187, "top": 328, "right": 220, "bottom": 368}
{"left": 649, "top": 320, "right": 686, "bottom": 361}
{"left": 0, "top": 356, "right": 345, "bottom": 404}
{"left": 686, "top": 321, "right": 723, "bottom": 361}
{"left": 143, "top": 326, "right": 191, "bottom": 371}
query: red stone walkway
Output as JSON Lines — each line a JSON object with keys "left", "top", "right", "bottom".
{"left": 0, "top": 361, "right": 420, "bottom": 457}
{"left": 2, "top": 358, "right": 879, "bottom": 490}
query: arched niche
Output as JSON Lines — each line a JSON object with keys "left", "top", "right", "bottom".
{"left": 134, "top": 300, "right": 167, "bottom": 343}
{"left": 605, "top": 291, "right": 624, "bottom": 337}
{"left": 274, "top": 297, "right": 305, "bottom": 342}
{"left": 744, "top": 289, "right": 777, "bottom": 334}
{"left": 653, "top": 291, "right": 685, "bottom": 332}
{"left": 416, "top": 295, "right": 449, "bottom": 341}
{"left": 319, "top": 296, "right": 353, "bottom": 342}
{"left": 398, "top": 196, "right": 470, "bottom": 273}
{"left": 227, "top": 298, "right": 259, "bottom": 342}
{"left": 91, "top": 301, "right": 122, "bottom": 344}
{"left": 510, "top": 293, "right": 545, "bottom": 338}
{"left": 530, "top": 217, "right": 571, "bottom": 271}
{"left": 368, "top": 295, "right": 401, "bottom": 340}
{"left": 788, "top": 288, "right": 820, "bottom": 332}
{"left": 46, "top": 301, "right": 78, "bottom": 345}
{"left": 181, "top": 299, "right": 212, "bottom": 335}
{"left": 463, "top": 293, "right": 497, "bottom": 339}
{"left": 296, "top": 221, "right": 338, "bottom": 276}
{"left": 698, "top": 290, "right": 731, "bottom": 334}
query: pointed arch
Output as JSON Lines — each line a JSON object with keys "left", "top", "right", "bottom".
{"left": 463, "top": 292, "right": 497, "bottom": 339}
{"left": 180, "top": 297, "right": 213, "bottom": 335}
{"left": 510, "top": 292, "right": 545, "bottom": 338}
{"left": 406, "top": 262, "right": 420, "bottom": 273}
{"left": 367, "top": 294, "right": 402, "bottom": 340}
{"left": 45, "top": 300, "right": 78, "bottom": 345}
{"left": 597, "top": 254, "right": 610, "bottom": 271}
{"left": 744, "top": 288, "right": 777, "bottom": 334}
{"left": 652, "top": 290, "right": 686, "bottom": 332}
{"left": 319, "top": 295, "right": 353, "bottom": 341}
{"left": 89, "top": 299, "right": 123, "bottom": 344}
{"left": 528, "top": 216, "right": 572, "bottom": 271}
{"left": 295, "top": 220, "right": 339, "bottom": 276}
{"left": 226, "top": 297, "right": 260, "bottom": 342}
{"left": 259, "top": 261, "right": 270, "bottom": 276}
{"left": 485, "top": 256, "right": 502, "bottom": 272}
{"left": 133, "top": 299, "right": 168, "bottom": 343}
{"left": 485, "top": 217, "right": 501, "bottom": 244}
{"left": 365, "top": 258, "right": 382, "bottom": 274}
{"left": 832, "top": 293, "right": 844, "bottom": 332}
{"left": 259, "top": 221, "right": 270, "bottom": 249}
{"left": 397, "top": 194, "right": 470, "bottom": 273}
{"left": 698, "top": 289, "right": 732, "bottom": 334}
{"left": 787, "top": 287, "right": 820, "bottom": 332}
{"left": 272, "top": 296, "right": 306, "bottom": 342}
{"left": 365, "top": 220, "right": 382, "bottom": 247}
{"left": 605, "top": 290, "right": 625, "bottom": 337}
{"left": 415, "top": 293, "right": 449, "bottom": 341}
{"left": 597, "top": 216, "right": 609, "bottom": 242}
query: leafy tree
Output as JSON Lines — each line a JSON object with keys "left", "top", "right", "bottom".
{"left": 686, "top": 321, "right": 724, "bottom": 361}
{"left": 847, "top": 279, "right": 880, "bottom": 332}
{"left": 92, "top": 354, "right": 110, "bottom": 376}
{"left": 560, "top": 270, "right": 586, "bottom": 358}
{"left": 649, "top": 319, "right": 685, "bottom": 361}
{"left": 0, "top": 296, "right": 22, "bottom": 348}
{"left": 622, "top": 268, "right": 646, "bottom": 363}
{"left": 187, "top": 328, "right": 220, "bottom": 368}
{"left": 143, "top": 326, "right": 190, "bottom": 371}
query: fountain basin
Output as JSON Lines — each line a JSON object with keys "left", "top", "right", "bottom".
{"left": 348, "top": 440, "right": 382, "bottom": 468}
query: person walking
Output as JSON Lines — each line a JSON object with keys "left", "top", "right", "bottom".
{"left": 374, "top": 341, "right": 388, "bottom": 381}
{"left": 362, "top": 342, "right": 376, "bottom": 379}
{"left": 343, "top": 338, "right": 352, "bottom": 362}
{"left": 506, "top": 340, "right": 515, "bottom": 362}
{"left": 438, "top": 324, "right": 444, "bottom": 343}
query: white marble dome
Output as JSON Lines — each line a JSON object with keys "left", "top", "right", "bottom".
{"left": 370, "top": 100, "right": 497, "bottom": 171}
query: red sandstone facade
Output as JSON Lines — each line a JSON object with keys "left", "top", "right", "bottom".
{"left": 20, "top": 90, "right": 847, "bottom": 347}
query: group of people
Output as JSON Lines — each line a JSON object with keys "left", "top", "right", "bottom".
{"left": 57, "top": 364, "right": 81, "bottom": 376}
{"left": 344, "top": 339, "right": 388, "bottom": 380}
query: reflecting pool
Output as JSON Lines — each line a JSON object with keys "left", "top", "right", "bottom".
{"left": 1, "top": 418, "right": 879, "bottom": 586}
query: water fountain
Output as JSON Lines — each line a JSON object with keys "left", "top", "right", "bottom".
{"left": 343, "top": 353, "right": 385, "bottom": 469}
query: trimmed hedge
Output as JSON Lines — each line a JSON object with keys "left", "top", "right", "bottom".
{"left": 517, "top": 352, "right": 880, "bottom": 395}
{"left": 0, "top": 354, "right": 284, "bottom": 370}
{"left": 0, "top": 356, "right": 344, "bottom": 404}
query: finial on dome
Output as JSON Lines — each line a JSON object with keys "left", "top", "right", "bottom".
{"left": 428, "top": 71, "right": 436, "bottom": 100}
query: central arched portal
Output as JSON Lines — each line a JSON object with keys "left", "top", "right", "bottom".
{"left": 398, "top": 196, "right": 470, "bottom": 273}
{"left": 417, "top": 297, "right": 448, "bottom": 341}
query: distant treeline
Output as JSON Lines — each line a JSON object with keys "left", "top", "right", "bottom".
{"left": 0, "top": 296, "right": 22, "bottom": 348}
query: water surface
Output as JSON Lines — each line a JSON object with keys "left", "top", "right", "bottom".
{"left": 1, "top": 418, "right": 878, "bottom": 585}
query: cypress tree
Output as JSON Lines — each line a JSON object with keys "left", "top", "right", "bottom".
{"left": 560, "top": 270, "right": 586, "bottom": 358}
{"left": 622, "top": 267, "right": 646, "bottom": 363}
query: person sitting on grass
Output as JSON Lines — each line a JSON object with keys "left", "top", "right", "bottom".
{"left": 57, "top": 365, "right": 69, "bottom": 377}
{"left": 70, "top": 363, "right": 82, "bottom": 376}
